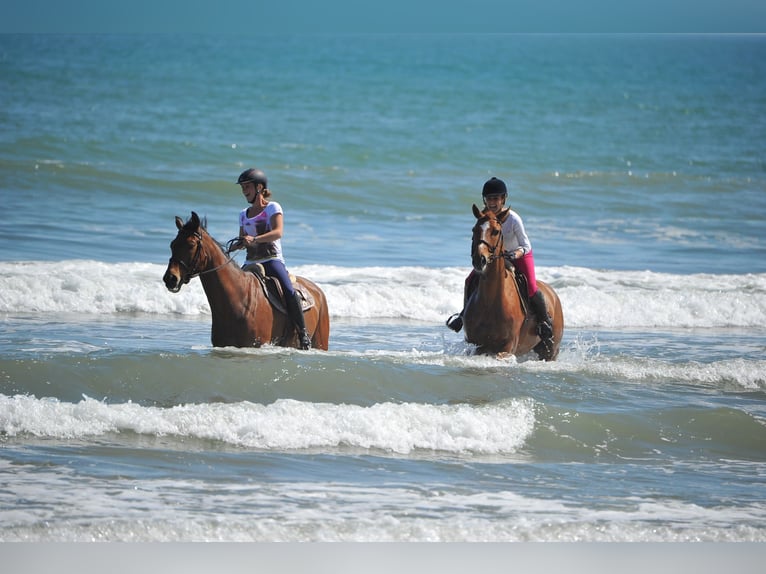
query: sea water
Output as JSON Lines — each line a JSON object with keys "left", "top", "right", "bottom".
{"left": 0, "top": 33, "right": 765, "bottom": 543}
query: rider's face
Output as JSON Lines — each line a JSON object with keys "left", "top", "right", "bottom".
{"left": 241, "top": 182, "right": 261, "bottom": 203}
{"left": 483, "top": 194, "right": 506, "bottom": 213}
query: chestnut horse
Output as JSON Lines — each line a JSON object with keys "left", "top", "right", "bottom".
{"left": 162, "top": 212, "right": 330, "bottom": 350}
{"left": 463, "top": 204, "right": 563, "bottom": 360}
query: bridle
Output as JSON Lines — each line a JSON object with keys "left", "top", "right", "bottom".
{"left": 168, "top": 230, "right": 237, "bottom": 281}
{"left": 472, "top": 217, "right": 505, "bottom": 264}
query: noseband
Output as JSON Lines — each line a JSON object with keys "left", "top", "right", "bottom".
{"left": 473, "top": 220, "right": 504, "bottom": 264}
{"left": 168, "top": 231, "right": 203, "bottom": 282}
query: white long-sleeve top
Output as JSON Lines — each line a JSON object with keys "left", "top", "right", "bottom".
{"left": 499, "top": 208, "right": 532, "bottom": 256}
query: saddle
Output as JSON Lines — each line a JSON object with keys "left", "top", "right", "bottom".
{"left": 504, "top": 257, "right": 531, "bottom": 320}
{"left": 242, "top": 262, "right": 315, "bottom": 315}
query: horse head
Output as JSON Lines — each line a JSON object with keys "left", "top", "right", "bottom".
{"left": 471, "top": 204, "right": 504, "bottom": 274}
{"left": 163, "top": 211, "right": 205, "bottom": 293}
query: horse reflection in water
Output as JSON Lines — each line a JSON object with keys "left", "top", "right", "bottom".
{"left": 462, "top": 204, "right": 563, "bottom": 360}
{"left": 163, "top": 211, "right": 330, "bottom": 350}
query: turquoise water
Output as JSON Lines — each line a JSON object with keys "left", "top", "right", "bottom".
{"left": 1, "top": 34, "right": 765, "bottom": 541}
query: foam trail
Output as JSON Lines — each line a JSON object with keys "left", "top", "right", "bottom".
{"left": 1, "top": 261, "right": 765, "bottom": 328}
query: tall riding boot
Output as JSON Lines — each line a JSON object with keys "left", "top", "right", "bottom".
{"left": 446, "top": 272, "right": 479, "bottom": 332}
{"left": 530, "top": 290, "right": 553, "bottom": 340}
{"left": 286, "top": 293, "right": 311, "bottom": 350}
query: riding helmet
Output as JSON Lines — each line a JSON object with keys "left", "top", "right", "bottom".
{"left": 236, "top": 168, "right": 268, "bottom": 188}
{"left": 482, "top": 177, "right": 507, "bottom": 197}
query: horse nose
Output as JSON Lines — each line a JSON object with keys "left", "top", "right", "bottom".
{"left": 163, "top": 271, "right": 177, "bottom": 290}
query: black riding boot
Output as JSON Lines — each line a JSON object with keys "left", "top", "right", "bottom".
{"left": 446, "top": 273, "right": 480, "bottom": 332}
{"left": 446, "top": 312, "right": 463, "bottom": 332}
{"left": 286, "top": 293, "right": 311, "bottom": 350}
{"left": 530, "top": 290, "right": 553, "bottom": 340}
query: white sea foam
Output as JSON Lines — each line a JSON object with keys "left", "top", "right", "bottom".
{"left": 2, "top": 460, "right": 764, "bottom": 542}
{"left": 0, "top": 394, "right": 535, "bottom": 455}
{"left": 2, "top": 260, "right": 765, "bottom": 329}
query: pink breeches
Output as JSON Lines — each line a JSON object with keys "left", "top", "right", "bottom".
{"left": 465, "top": 250, "right": 538, "bottom": 298}
{"left": 512, "top": 251, "right": 538, "bottom": 297}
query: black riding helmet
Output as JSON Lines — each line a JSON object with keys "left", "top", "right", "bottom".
{"left": 482, "top": 177, "right": 507, "bottom": 197}
{"left": 236, "top": 168, "right": 268, "bottom": 188}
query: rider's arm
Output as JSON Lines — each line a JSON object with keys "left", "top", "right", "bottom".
{"left": 504, "top": 212, "right": 532, "bottom": 258}
{"left": 252, "top": 212, "right": 283, "bottom": 244}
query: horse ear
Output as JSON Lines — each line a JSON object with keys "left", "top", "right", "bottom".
{"left": 175, "top": 216, "right": 184, "bottom": 230}
{"left": 472, "top": 204, "right": 482, "bottom": 219}
{"left": 188, "top": 211, "right": 202, "bottom": 232}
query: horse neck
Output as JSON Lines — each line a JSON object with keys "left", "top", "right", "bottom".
{"left": 197, "top": 232, "right": 251, "bottom": 308}
{"left": 197, "top": 231, "right": 228, "bottom": 272}
{"left": 478, "top": 251, "right": 515, "bottom": 303}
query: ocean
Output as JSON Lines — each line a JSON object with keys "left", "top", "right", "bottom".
{"left": 1, "top": 33, "right": 765, "bottom": 549}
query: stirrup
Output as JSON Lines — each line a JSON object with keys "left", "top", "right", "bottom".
{"left": 446, "top": 313, "right": 463, "bottom": 333}
{"left": 298, "top": 329, "right": 312, "bottom": 350}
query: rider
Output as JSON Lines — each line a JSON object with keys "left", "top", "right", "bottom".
{"left": 446, "top": 176, "right": 553, "bottom": 342}
{"left": 236, "top": 168, "right": 312, "bottom": 350}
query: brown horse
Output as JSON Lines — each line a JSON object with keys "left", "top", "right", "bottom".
{"left": 462, "top": 204, "right": 563, "bottom": 360}
{"left": 162, "top": 212, "right": 330, "bottom": 350}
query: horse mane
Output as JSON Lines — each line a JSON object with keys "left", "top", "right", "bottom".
{"left": 180, "top": 212, "right": 234, "bottom": 256}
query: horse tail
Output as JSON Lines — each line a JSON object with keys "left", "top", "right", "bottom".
{"left": 312, "top": 286, "right": 331, "bottom": 351}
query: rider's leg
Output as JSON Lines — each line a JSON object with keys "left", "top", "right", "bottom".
{"left": 285, "top": 293, "right": 311, "bottom": 350}
{"left": 513, "top": 252, "right": 553, "bottom": 341}
{"left": 446, "top": 270, "right": 477, "bottom": 332}
{"left": 263, "top": 260, "right": 311, "bottom": 350}
{"left": 529, "top": 289, "right": 553, "bottom": 340}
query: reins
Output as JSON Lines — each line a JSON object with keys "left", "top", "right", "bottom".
{"left": 475, "top": 238, "right": 505, "bottom": 263}
{"left": 170, "top": 231, "right": 238, "bottom": 281}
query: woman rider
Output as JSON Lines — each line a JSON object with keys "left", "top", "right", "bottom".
{"left": 446, "top": 177, "right": 553, "bottom": 342}
{"left": 236, "top": 168, "right": 312, "bottom": 350}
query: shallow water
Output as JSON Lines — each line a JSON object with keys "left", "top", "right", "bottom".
{"left": 1, "top": 33, "right": 765, "bottom": 542}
